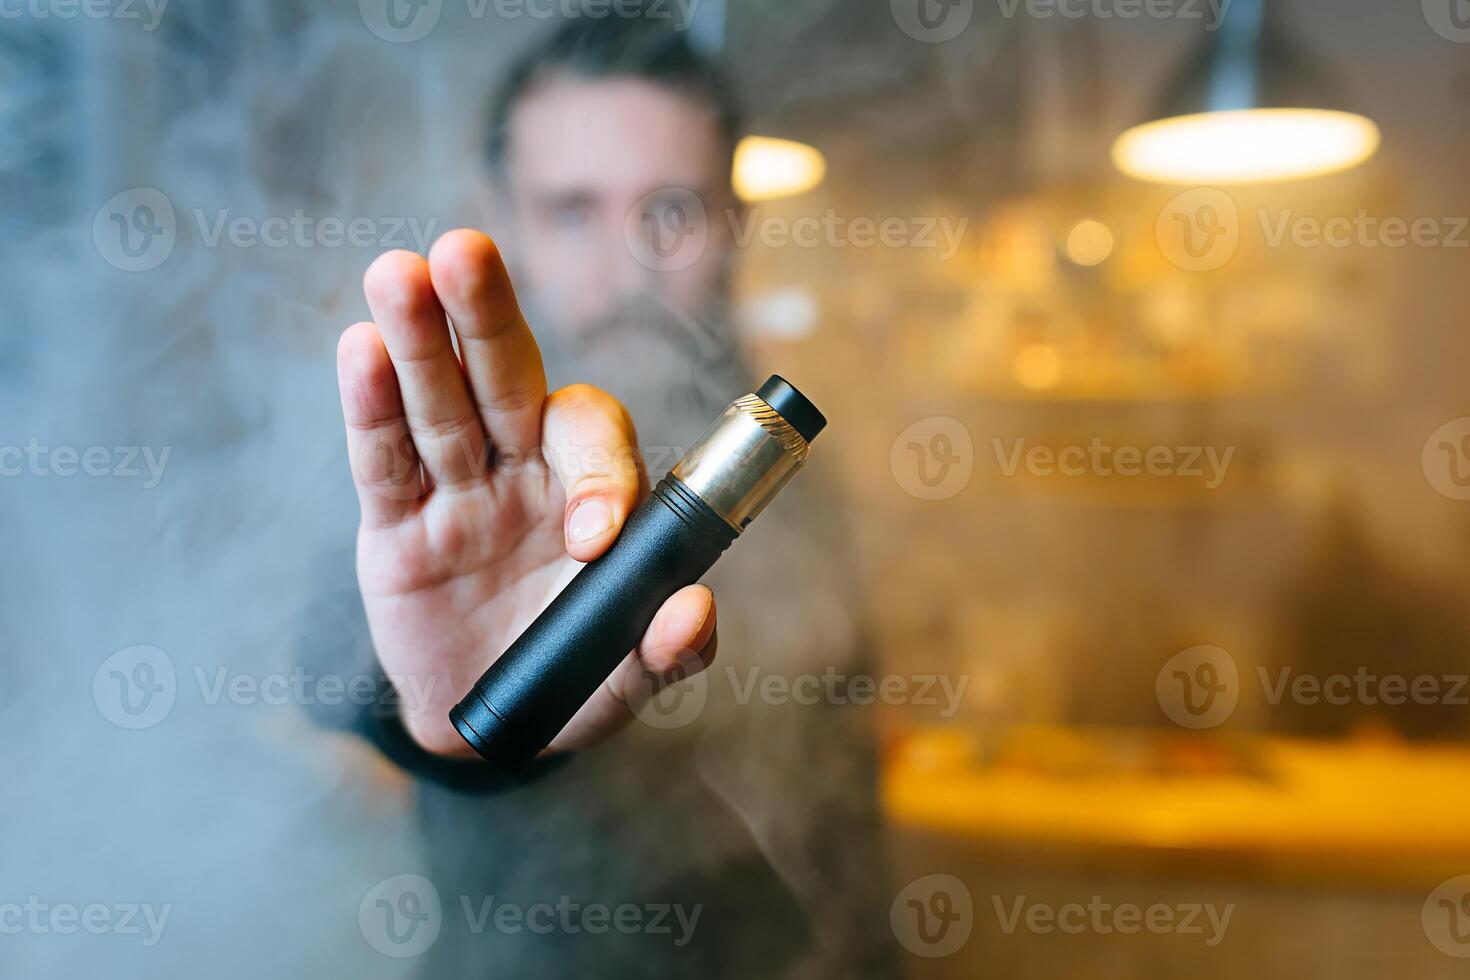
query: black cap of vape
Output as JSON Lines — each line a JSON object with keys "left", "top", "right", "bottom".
{"left": 756, "top": 375, "right": 826, "bottom": 442}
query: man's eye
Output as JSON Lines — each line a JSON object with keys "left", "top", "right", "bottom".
{"left": 550, "top": 204, "right": 592, "bottom": 228}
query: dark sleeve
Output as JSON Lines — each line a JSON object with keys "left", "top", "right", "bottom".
{"left": 297, "top": 542, "right": 567, "bottom": 795}
{"left": 352, "top": 677, "right": 570, "bottom": 794}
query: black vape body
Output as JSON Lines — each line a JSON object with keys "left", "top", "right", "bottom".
{"left": 450, "top": 375, "right": 824, "bottom": 771}
{"left": 449, "top": 475, "right": 734, "bottom": 770}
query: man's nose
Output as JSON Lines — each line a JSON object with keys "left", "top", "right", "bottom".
{"left": 609, "top": 224, "right": 661, "bottom": 296}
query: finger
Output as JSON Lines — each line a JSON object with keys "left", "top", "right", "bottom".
{"left": 541, "top": 383, "right": 648, "bottom": 562}
{"left": 336, "top": 322, "right": 424, "bottom": 527}
{"left": 363, "top": 250, "right": 487, "bottom": 490}
{"left": 633, "top": 584, "right": 718, "bottom": 677}
{"left": 545, "top": 586, "right": 717, "bottom": 752}
{"left": 427, "top": 230, "right": 547, "bottom": 457}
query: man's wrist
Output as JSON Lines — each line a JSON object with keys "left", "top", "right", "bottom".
{"left": 356, "top": 679, "right": 571, "bottom": 794}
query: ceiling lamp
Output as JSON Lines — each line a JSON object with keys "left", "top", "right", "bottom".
{"left": 733, "top": 136, "right": 827, "bottom": 202}
{"left": 1112, "top": 0, "right": 1379, "bottom": 184}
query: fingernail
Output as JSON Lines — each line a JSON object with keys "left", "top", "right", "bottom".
{"left": 568, "top": 499, "right": 613, "bottom": 542}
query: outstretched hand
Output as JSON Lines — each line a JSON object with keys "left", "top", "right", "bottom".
{"left": 336, "top": 230, "right": 718, "bottom": 758}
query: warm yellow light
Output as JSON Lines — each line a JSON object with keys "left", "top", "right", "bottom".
{"left": 732, "top": 135, "right": 826, "bottom": 202}
{"left": 1063, "top": 218, "right": 1114, "bottom": 266}
{"left": 1112, "top": 108, "right": 1379, "bottom": 184}
{"left": 1013, "top": 343, "right": 1062, "bottom": 390}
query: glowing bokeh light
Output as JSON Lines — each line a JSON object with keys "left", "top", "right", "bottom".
{"left": 1064, "top": 218, "right": 1115, "bottom": 266}
{"left": 733, "top": 136, "right": 827, "bottom": 202}
{"left": 1112, "top": 108, "right": 1379, "bottom": 184}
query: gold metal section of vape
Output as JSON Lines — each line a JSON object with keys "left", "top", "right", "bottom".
{"left": 671, "top": 393, "right": 811, "bottom": 533}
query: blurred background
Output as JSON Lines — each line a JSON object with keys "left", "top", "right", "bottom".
{"left": 5, "top": 0, "right": 1470, "bottom": 977}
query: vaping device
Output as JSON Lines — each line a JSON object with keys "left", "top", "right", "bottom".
{"left": 449, "top": 375, "right": 826, "bottom": 771}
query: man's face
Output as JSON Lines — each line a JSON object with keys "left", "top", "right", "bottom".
{"left": 500, "top": 74, "right": 735, "bottom": 336}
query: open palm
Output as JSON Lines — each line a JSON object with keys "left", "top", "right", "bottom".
{"left": 336, "top": 230, "right": 717, "bottom": 759}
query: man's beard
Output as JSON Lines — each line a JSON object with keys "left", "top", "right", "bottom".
{"left": 528, "top": 291, "right": 752, "bottom": 456}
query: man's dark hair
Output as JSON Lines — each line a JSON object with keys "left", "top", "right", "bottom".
{"left": 485, "top": 10, "right": 742, "bottom": 179}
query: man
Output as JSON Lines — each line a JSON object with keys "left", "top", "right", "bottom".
{"left": 331, "top": 12, "right": 893, "bottom": 977}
